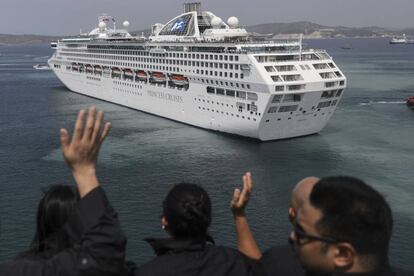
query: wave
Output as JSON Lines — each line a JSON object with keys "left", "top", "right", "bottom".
{"left": 359, "top": 101, "right": 405, "bottom": 106}
{"left": 33, "top": 55, "right": 49, "bottom": 61}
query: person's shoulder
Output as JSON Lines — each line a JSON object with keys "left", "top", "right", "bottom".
{"left": 260, "top": 244, "right": 305, "bottom": 276}
{"left": 0, "top": 259, "right": 46, "bottom": 276}
{"left": 262, "top": 244, "right": 295, "bottom": 260}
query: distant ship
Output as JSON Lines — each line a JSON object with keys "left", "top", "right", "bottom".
{"left": 389, "top": 34, "right": 414, "bottom": 44}
{"left": 48, "top": 3, "right": 347, "bottom": 141}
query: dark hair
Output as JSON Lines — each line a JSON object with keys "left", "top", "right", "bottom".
{"left": 310, "top": 176, "right": 393, "bottom": 264}
{"left": 30, "top": 185, "right": 79, "bottom": 258}
{"left": 163, "top": 183, "right": 212, "bottom": 238}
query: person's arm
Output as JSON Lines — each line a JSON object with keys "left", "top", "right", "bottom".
{"left": 0, "top": 107, "right": 126, "bottom": 276}
{"left": 231, "top": 172, "right": 262, "bottom": 260}
{"left": 60, "top": 106, "right": 111, "bottom": 198}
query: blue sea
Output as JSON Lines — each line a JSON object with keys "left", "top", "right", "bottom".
{"left": 0, "top": 38, "right": 413, "bottom": 270}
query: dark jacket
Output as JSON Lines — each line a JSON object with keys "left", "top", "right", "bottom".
{"left": 0, "top": 187, "right": 127, "bottom": 276}
{"left": 260, "top": 245, "right": 413, "bottom": 276}
{"left": 134, "top": 235, "right": 262, "bottom": 276}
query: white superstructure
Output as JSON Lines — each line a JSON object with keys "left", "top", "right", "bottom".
{"left": 48, "top": 3, "right": 347, "bottom": 141}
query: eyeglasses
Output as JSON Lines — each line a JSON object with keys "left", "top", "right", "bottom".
{"left": 291, "top": 221, "right": 339, "bottom": 246}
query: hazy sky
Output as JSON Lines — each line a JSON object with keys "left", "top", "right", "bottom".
{"left": 1, "top": 0, "right": 413, "bottom": 35}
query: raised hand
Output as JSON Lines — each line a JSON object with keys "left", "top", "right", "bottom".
{"left": 231, "top": 172, "right": 261, "bottom": 259}
{"left": 231, "top": 172, "right": 253, "bottom": 217}
{"left": 60, "top": 106, "right": 111, "bottom": 197}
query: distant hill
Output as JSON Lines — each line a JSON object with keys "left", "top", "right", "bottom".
{"left": 244, "top": 22, "right": 406, "bottom": 38}
{"left": 0, "top": 34, "right": 60, "bottom": 45}
{"left": 1, "top": 22, "right": 412, "bottom": 45}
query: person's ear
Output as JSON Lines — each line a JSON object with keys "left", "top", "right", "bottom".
{"left": 332, "top": 242, "right": 355, "bottom": 270}
{"left": 288, "top": 207, "right": 296, "bottom": 222}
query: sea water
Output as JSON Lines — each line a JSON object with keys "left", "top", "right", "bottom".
{"left": 0, "top": 38, "right": 413, "bottom": 269}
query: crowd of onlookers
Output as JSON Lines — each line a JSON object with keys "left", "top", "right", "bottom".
{"left": 0, "top": 107, "right": 412, "bottom": 276}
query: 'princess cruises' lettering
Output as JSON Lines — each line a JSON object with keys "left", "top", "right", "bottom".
{"left": 148, "top": 91, "right": 183, "bottom": 103}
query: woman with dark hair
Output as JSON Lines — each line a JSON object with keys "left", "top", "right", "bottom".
{"left": 16, "top": 185, "right": 79, "bottom": 261}
{"left": 135, "top": 174, "right": 261, "bottom": 276}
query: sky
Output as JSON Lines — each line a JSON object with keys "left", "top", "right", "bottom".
{"left": 1, "top": 0, "right": 413, "bottom": 35}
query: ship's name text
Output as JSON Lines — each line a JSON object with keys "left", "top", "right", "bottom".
{"left": 148, "top": 90, "right": 183, "bottom": 103}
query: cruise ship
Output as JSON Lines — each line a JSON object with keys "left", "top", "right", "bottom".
{"left": 48, "top": 2, "right": 347, "bottom": 141}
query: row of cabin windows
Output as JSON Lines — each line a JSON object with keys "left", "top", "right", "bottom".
{"left": 62, "top": 48, "right": 240, "bottom": 61}
{"left": 271, "top": 94, "right": 303, "bottom": 104}
{"left": 268, "top": 105, "right": 299, "bottom": 113}
{"left": 265, "top": 65, "right": 297, "bottom": 72}
{"left": 267, "top": 100, "right": 338, "bottom": 114}
{"left": 201, "top": 79, "right": 250, "bottom": 89}
{"left": 195, "top": 97, "right": 259, "bottom": 115}
{"left": 255, "top": 53, "right": 322, "bottom": 63}
{"left": 206, "top": 86, "right": 258, "bottom": 101}
{"left": 313, "top": 63, "right": 336, "bottom": 70}
{"left": 271, "top": 74, "right": 304, "bottom": 82}
{"left": 196, "top": 69, "right": 243, "bottom": 79}
{"left": 320, "top": 71, "right": 343, "bottom": 79}
{"left": 62, "top": 52, "right": 242, "bottom": 70}
{"left": 321, "top": 89, "right": 343, "bottom": 99}
{"left": 198, "top": 106, "right": 257, "bottom": 121}
{"left": 325, "top": 80, "right": 345, "bottom": 88}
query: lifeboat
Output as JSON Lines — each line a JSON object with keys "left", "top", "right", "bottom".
{"left": 123, "top": 68, "right": 134, "bottom": 77}
{"left": 136, "top": 70, "right": 147, "bottom": 80}
{"left": 72, "top": 63, "right": 79, "bottom": 71}
{"left": 111, "top": 67, "right": 121, "bottom": 78}
{"left": 85, "top": 64, "right": 93, "bottom": 73}
{"left": 170, "top": 74, "right": 189, "bottom": 86}
{"left": 111, "top": 67, "right": 121, "bottom": 74}
{"left": 407, "top": 96, "right": 414, "bottom": 108}
{"left": 94, "top": 65, "right": 102, "bottom": 72}
{"left": 151, "top": 71, "right": 166, "bottom": 83}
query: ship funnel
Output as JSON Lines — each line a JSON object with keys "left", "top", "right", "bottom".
{"left": 183, "top": 2, "right": 201, "bottom": 15}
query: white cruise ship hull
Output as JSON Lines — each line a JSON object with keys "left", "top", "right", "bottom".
{"left": 52, "top": 68, "right": 336, "bottom": 141}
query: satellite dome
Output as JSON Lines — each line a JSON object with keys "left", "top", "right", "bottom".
{"left": 123, "top": 21, "right": 130, "bottom": 28}
{"left": 227, "top": 17, "right": 239, "bottom": 28}
{"left": 211, "top": 17, "right": 222, "bottom": 28}
{"left": 98, "top": 21, "right": 106, "bottom": 30}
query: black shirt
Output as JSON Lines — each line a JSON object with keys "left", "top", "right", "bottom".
{"left": 260, "top": 245, "right": 413, "bottom": 276}
{"left": 134, "top": 235, "right": 261, "bottom": 276}
{"left": 0, "top": 187, "right": 127, "bottom": 276}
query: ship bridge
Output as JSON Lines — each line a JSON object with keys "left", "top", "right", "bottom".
{"left": 150, "top": 2, "right": 249, "bottom": 42}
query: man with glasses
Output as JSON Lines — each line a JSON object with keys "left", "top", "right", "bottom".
{"left": 236, "top": 176, "right": 412, "bottom": 275}
{"left": 289, "top": 176, "right": 411, "bottom": 276}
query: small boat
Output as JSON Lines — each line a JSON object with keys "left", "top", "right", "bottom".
{"left": 33, "top": 63, "right": 50, "bottom": 70}
{"left": 85, "top": 64, "right": 93, "bottom": 73}
{"left": 136, "top": 70, "right": 147, "bottom": 80}
{"left": 151, "top": 71, "right": 166, "bottom": 83}
{"left": 111, "top": 67, "right": 121, "bottom": 78}
{"left": 123, "top": 68, "right": 134, "bottom": 76}
{"left": 111, "top": 67, "right": 121, "bottom": 73}
{"left": 170, "top": 74, "right": 189, "bottom": 86}
{"left": 390, "top": 34, "right": 408, "bottom": 44}
{"left": 406, "top": 96, "right": 414, "bottom": 108}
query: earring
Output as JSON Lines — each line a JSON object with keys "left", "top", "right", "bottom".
{"left": 162, "top": 225, "right": 166, "bottom": 230}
